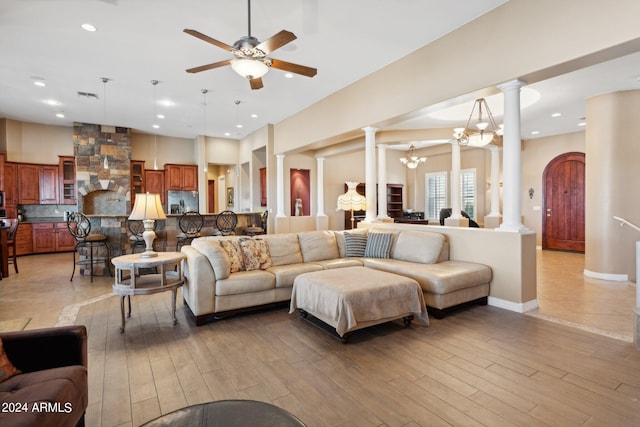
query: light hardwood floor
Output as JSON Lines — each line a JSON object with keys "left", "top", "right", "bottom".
{"left": 1, "top": 250, "right": 639, "bottom": 426}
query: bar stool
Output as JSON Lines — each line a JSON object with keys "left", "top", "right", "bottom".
{"left": 176, "top": 211, "right": 204, "bottom": 251}
{"left": 215, "top": 210, "right": 237, "bottom": 236}
{"left": 6, "top": 219, "right": 19, "bottom": 274}
{"left": 67, "top": 212, "right": 111, "bottom": 282}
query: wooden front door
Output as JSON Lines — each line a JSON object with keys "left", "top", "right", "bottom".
{"left": 542, "top": 152, "right": 585, "bottom": 252}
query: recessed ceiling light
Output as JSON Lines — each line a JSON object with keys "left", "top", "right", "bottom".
{"left": 250, "top": 114, "right": 258, "bottom": 118}
{"left": 34, "top": 81, "right": 46, "bottom": 87}
{"left": 55, "top": 113, "right": 65, "bottom": 118}
{"left": 284, "top": 73, "right": 294, "bottom": 79}
{"left": 152, "top": 124, "right": 159, "bottom": 129}
{"left": 157, "top": 114, "right": 165, "bottom": 119}
{"left": 578, "top": 122, "right": 586, "bottom": 127}
{"left": 43, "top": 99, "right": 60, "bottom": 106}
{"left": 236, "top": 124, "right": 243, "bottom": 129}
{"left": 531, "top": 131, "right": 540, "bottom": 135}
{"left": 551, "top": 112, "right": 562, "bottom": 117}
{"left": 81, "top": 23, "right": 97, "bottom": 32}
{"left": 158, "top": 99, "right": 175, "bottom": 107}
{"left": 224, "top": 132, "right": 231, "bottom": 136}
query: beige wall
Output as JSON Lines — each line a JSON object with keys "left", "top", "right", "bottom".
{"left": 131, "top": 132, "right": 195, "bottom": 167}
{"left": 1, "top": 119, "right": 73, "bottom": 163}
{"left": 585, "top": 90, "right": 640, "bottom": 281}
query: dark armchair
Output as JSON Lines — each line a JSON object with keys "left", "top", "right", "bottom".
{"left": 0, "top": 325, "right": 88, "bottom": 427}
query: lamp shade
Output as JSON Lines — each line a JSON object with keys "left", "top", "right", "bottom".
{"left": 129, "top": 193, "right": 166, "bottom": 220}
{"left": 231, "top": 58, "right": 269, "bottom": 79}
{"left": 336, "top": 182, "right": 367, "bottom": 211}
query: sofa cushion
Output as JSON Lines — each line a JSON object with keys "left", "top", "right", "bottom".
{"left": 0, "top": 338, "right": 19, "bottom": 383}
{"left": 219, "top": 239, "right": 245, "bottom": 273}
{"left": 344, "top": 230, "right": 368, "bottom": 257}
{"left": 191, "top": 239, "right": 230, "bottom": 280}
{"left": 333, "top": 230, "right": 347, "bottom": 258}
{"left": 311, "top": 258, "right": 364, "bottom": 269}
{"left": 364, "top": 258, "right": 492, "bottom": 294}
{"left": 364, "top": 232, "right": 393, "bottom": 258}
{"left": 392, "top": 230, "right": 445, "bottom": 264}
{"left": 238, "top": 238, "right": 272, "bottom": 271}
{"left": 263, "top": 233, "right": 303, "bottom": 266}
{"left": 266, "top": 263, "right": 323, "bottom": 288}
{"left": 215, "top": 270, "right": 276, "bottom": 296}
{"left": 298, "top": 231, "right": 340, "bottom": 262}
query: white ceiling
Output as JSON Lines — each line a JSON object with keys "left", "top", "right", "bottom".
{"left": 1, "top": 0, "right": 639, "bottom": 146}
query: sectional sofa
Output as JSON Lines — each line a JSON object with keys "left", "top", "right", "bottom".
{"left": 180, "top": 229, "right": 492, "bottom": 325}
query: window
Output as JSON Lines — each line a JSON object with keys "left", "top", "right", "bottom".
{"left": 460, "top": 168, "right": 476, "bottom": 220}
{"left": 425, "top": 172, "right": 447, "bottom": 220}
{"left": 424, "top": 169, "right": 477, "bottom": 221}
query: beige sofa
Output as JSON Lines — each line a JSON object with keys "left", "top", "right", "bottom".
{"left": 180, "top": 229, "right": 492, "bottom": 325}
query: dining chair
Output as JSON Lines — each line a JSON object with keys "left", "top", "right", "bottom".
{"left": 6, "top": 219, "right": 19, "bottom": 274}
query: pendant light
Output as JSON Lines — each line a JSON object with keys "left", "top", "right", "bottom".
{"left": 101, "top": 77, "right": 109, "bottom": 170}
{"left": 234, "top": 100, "right": 242, "bottom": 137}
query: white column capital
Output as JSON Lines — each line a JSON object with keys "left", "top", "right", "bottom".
{"left": 361, "top": 126, "right": 379, "bottom": 134}
{"left": 498, "top": 79, "right": 526, "bottom": 92}
{"left": 276, "top": 153, "right": 286, "bottom": 159}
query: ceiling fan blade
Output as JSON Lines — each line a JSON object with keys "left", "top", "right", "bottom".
{"left": 255, "top": 30, "right": 296, "bottom": 54}
{"left": 184, "top": 29, "right": 234, "bottom": 51}
{"left": 270, "top": 59, "right": 317, "bottom": 77}
{"left": 186, "top": 59, "right": 232, "bottom": 74}
{"left": 250, "top": 77, "right": 264, "bottom": 90}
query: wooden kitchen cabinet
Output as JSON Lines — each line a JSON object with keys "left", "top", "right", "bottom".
{"left": 18, "top": 163, "right": 40, "bottom": 204}
{"left": 4, "top": 162, "right": 18, "bottom": 217}
{"left": 59, "top": 156, "right": 76, "bottom": 205}
{"left": 130, "top": 160, "right": 145, "bottom": 205}
{"left": 15, "top": 222, "right": 33, "bottom": 255}
{"left": 32, "top": 222, "right": 75, "bottom": 253}
{"left": 165, "top": 164, "right": 197, "bottom": 191}
{"left": 39, "top": 165, "right": 59, "bottom": 204}
{"left": 145, "top": 169, "right": 165, "bottom": 204}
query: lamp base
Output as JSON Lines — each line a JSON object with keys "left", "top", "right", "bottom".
{"left": 139, "top": 250, "right": 158, "bottom": 258}
{"left": 140, "top": 220, "right": 158, "bottom": 258}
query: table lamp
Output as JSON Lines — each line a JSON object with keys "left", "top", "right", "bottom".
{"left": 337, "top": 181, "right": 367, "bottom": 230}
{"left": 129, "top": 193, "right": 166, "bottom": 258}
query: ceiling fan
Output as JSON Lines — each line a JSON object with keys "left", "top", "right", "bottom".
{"left": 184, "top": 0, "right": 317, "bottom": 90}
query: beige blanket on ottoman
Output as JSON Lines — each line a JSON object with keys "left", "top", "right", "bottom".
{"left": 289, "top": 266, "right": 429, "bottom": 337}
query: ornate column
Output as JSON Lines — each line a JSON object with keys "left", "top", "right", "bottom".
{"left": 484, "top": 145, "right": 502, "bottom": 228}
{"left": 276, "top": 154, "right": 286, "bottom": 218}
{"left": 445, "top": 140, "right": 468, "bottom": 226}
{"left": 362, "top": 126, "right": 378, "bottom": 223}
{"left": 498, "top": 80, "right": 528, "bottom": 232}
{"left": 377, "top": 144, "right": 390, "bottom": 220}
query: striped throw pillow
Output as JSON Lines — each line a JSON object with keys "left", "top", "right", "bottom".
{"left": 344, "top": 232, "right": 368, "bottom": 257}
{"left": 364, "top": 232, "right": 393, "bottom": 258}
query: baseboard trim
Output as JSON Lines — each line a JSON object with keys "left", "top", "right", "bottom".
{"left": 583, "top": 269, "right": 628, "bottom": 282}
{"left": 488, "top": 297, "right": 539, "bottom": 313}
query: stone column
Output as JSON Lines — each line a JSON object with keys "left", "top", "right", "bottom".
{"left": 377, "top": 144, "right": 390, "bottom": 220}
{"left": 362, "top": 126, "right": 378, "bottom": 223}
{"left": 445, "top": 140, "right": 468, "bottom": 227}
{"left": 498, "top": 80, "right": 528, "bottom": 232}
{"left": 484, "top": 145, "right": 502, "bottom": 228}
{"left": 276, "top": 154, "right": 286, "bottom": 218}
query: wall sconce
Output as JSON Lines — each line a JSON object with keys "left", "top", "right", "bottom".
{"left": 528, "top": 188, "right": 535, "bottom": 199}
{"left": 486, "top": 179, "right": 503, "bottom": 190}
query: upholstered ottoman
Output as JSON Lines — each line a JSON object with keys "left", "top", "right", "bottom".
{"left": 289, "top": 266, "right": 429, "bottom": 341}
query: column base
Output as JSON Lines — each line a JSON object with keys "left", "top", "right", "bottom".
{"left": 444, "top": 217, "right": 469, "bottom": 227}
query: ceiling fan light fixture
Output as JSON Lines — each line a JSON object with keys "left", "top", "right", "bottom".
{"left": 231, "top": 58, "right": 269, "bottom": 79}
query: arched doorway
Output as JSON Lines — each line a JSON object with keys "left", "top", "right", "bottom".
{"left": 542, "top": 152, "right": 585, "bottom": 251}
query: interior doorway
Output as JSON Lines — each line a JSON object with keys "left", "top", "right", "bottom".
{"left": 208, "top": 180, "right": 216, "bottom": 213}
{"left": 542, "top": 152, "right": 585, "bottom": 252}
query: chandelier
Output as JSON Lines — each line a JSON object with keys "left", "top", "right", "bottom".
{"left": 452, "top": 98, "right": 503, "bottom": 147}
{"left": 400, "top": 144, "right": 426, "bottom": 169}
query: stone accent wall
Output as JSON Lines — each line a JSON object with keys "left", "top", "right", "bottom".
{"left": 73, "top": 122, "right": 131, "bottom": 214}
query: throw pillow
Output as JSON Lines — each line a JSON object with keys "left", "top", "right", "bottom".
{"left": 219, "top": 239, "right": 245, "bottom": 273}
{"left": 0, "top": 338, "right": 20, "bottom": 383}
{"left": 239, "top": 238, "right": 272, "bottom": 271}
{"left": 364, "top": 232, "right": 393, "bottom": 258}
{"left": 344, "top": 231, "right": 368, "bottom": 257}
